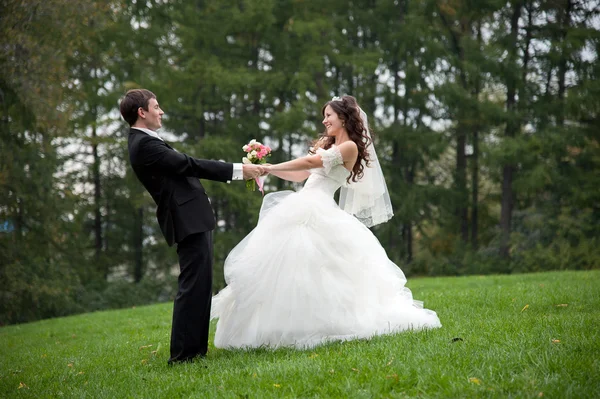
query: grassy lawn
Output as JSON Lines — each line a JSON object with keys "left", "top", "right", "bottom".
{"left": 1, "top": 270, "right": 598, "bottom": 398}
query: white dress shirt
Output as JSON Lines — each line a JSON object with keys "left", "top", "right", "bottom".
{"left": 131, "top": 127, "right": 244, "bottom": 181}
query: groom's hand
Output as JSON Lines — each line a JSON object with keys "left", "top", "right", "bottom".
{"left": 242, "top": 164, "right": 264, "bottom": 180}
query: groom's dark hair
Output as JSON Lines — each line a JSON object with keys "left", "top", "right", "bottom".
{"left": 119, "top": 89, "right": 156, "bottom": 126}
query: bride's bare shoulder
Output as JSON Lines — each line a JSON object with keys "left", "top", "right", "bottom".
{"left": 337, "top": 140, "right": 358, "bottom": 154}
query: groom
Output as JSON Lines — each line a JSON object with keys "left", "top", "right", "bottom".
{"left": 119, "top": 89, "right": 263, "bottom": 364}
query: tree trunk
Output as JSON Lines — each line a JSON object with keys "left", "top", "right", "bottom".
{"left": 456, "top": 126, "right": 468, "bottom": 243}
{"left": 389, "top": 57, "right": 401, "bottom": 257}
{"left": 276, "top": 125, "right": 285, "bottom": 191}
{"left": 406, "top": 162, "right": 415, "bottom": 262}
{"left": 440, "top": 10, "right": 470, "bottom": 243}
{"left": 92, "top": 107, "right": 103, "bottom": 265}
{"left": 470, "top": 22, "right": 482, "bottom": 249}
{"left": 556, "top": 0, "right": 572, "bottom": 127}
{"left": 471, "top": 129, "right": 479, "bottom": 249}
{"left": 500, "top": 0, "right": 523, "bottom": 258}
{"left": 133, "top": 206, "right": 144, "bottom": 283}
{"left": 104, "top": 194, "right": 110, "bottom": 253}
{"left": 194, "top": 89, "right": 205, "bottom": 139}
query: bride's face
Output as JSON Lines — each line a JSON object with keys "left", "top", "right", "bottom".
{"left": 322, "top": 105, "right": 345, "bottom": 136}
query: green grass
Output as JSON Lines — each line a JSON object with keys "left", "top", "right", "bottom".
{"left": 1, "top": 271, "right": 599, "bottom": 398}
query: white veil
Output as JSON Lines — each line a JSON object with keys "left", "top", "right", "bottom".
{"left": 338, "top": 106, "right": 394, "bottom": 227}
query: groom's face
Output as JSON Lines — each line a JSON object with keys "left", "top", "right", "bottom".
{"left": 138, "top": 98, "right": 164, "bottom": 131}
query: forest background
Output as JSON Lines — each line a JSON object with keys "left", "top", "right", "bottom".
{"left": 1, "top": 0, "right": 598, "bottom": 325}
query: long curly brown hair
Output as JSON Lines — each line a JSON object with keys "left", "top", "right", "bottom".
{"left": 309, "top": 95, "right": 372, "bottom": 183}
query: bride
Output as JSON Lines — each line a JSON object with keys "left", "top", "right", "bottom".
{"left": 211, "top": 95, "right": 441, "bottom": 349}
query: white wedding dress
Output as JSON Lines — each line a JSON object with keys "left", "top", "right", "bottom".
{"left": 211, "top": 146, "right": 441, "bottom": 349}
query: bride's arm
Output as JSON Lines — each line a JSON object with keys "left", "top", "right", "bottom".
{"left": 268, "top": 169, "right": 311, "bottom": 182}
{"left": 267, "top": 154, "right": 324, "bottom": 172}
{"left": 267, "top": 137, "right": 326, "bottom": 175}
{"left": 266, "top": 141, "right": 358, "bottom": 174}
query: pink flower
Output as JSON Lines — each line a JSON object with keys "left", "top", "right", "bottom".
{"left": 242, "top": 138, "right": 272, "bottom": 194}
{"left": 242, "top": 139, "right": 271, "bottom": 164}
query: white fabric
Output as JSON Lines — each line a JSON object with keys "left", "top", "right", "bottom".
{"left": 315, "top": 146, "right": 344, "bottom": 174}
{"left": 211, "top": 146, "right": 441, "bottom": 349}
{"left": 131, "top": 127, "right": 163, "bottom": 141}
{"left": 339, "top": 109, "right": 394, "bottom": 227}
{"left": 231, "top": 163, "right": 244, "bottom": 180}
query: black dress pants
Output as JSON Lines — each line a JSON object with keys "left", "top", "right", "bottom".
{"left": 169, "top": 231, "right": 213, "bottom": 363}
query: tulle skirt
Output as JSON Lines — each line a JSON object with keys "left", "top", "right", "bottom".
{"left": 211, "top": 188, "right": 441, "bottom": 349}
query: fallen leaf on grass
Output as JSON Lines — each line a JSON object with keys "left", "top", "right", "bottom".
{"left": 469, "top": 377, "right": 481, "bottom": 385}
{"left": 139, "top": 344, "right": 153, "bottom": 350}
{"left": 538, "top": 392, "right": 543, "bottom": 397}
{"left": 552, "top": 339, "right": 560, "bottom": 344}
{"left": 273, "top": 384, "right": 281, "bottom": 388}
{"left": 329, "top": 369, "right": 335, "bottom": 374}
{"left": 555, "top": 304, "right": 568, "bottom": 307}
{"left": 521, "top": 304, "right": 529, "bottom": 312}
{"left": 18, "top": 382, "right": 28, "bottom": 389}
{"left": 77, "top": 371, "right": 84, "bottom": 376}
{"left": 351, "top": 368, "right": 360, "bottom": 373}
{"left": 386, "top": 374, "right": 399, "bottom": 381}
{"left": 141, "top": 359, "right": 148, "bottom": 365}
{"left": 67, "top": 363, "right": 73, "bottom": 368}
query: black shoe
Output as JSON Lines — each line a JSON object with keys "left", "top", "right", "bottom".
{"left": 167, "top": 354, "right": 206, "bottom": 365}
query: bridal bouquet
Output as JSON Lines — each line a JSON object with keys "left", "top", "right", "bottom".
{"left": 242, "top": 139, "right": 271, "bottom": 193}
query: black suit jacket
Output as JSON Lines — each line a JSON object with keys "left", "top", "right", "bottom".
{"left": 128, "top": 128, "right": 233, "bottom": 246}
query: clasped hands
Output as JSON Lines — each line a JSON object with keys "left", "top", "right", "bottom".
{"left": 242, "top": 164, "right": 272, "bottom": 180}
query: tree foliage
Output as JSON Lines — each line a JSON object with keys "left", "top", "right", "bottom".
{"left": 1, "top": 0, "right": 598, "bottom": 324}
